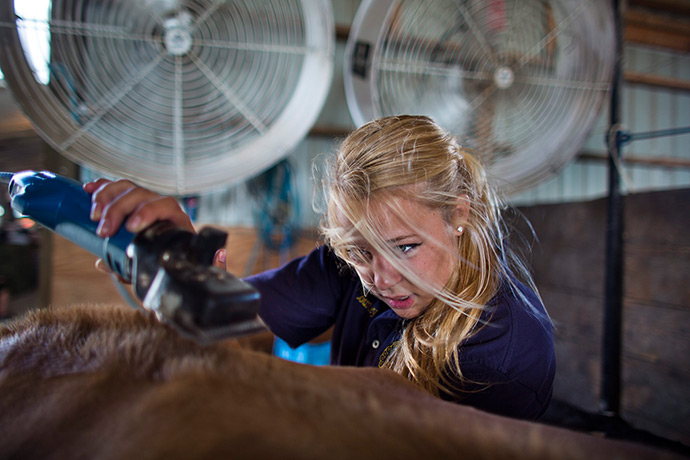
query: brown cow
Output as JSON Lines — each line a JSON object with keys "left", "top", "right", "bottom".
{"left": 0, "top": 304, "right": 682, "bottom": 460}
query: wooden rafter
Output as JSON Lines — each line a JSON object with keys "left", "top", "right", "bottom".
{"left": 625, "top": 0, "right": 690, "bottom": 52}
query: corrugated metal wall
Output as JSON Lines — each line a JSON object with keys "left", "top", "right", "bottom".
{"left": 195, "top": 2, "right": 690, "bottom": 227}
{"left": 512, "top": 44, "right": 690, "bottom": 205}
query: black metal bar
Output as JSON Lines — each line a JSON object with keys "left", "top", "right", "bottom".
{"left": 624, "top": 126, "right": 690, "bottom": 143}
{"left": 600, "top": 0, "right": 625, "bottom": 417}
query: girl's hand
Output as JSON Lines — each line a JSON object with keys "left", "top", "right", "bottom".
{"left": 84, "top": 178, "right": 195, "bottom": 238}
{"left": 213, "top": 249, "right": 227, "bottom": 271}
{"left": 84, "top": 178, "right": 195, "bottom": 275}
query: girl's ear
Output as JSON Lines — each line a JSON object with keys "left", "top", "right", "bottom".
{"left": 453, "top": 194, "right": 470, "bottom": 236}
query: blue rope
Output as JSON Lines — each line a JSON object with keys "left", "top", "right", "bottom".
{"left": 249, "top": 159, "right": 298, "bottom": 262}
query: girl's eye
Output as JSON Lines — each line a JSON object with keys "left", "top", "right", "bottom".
{"left": 346, "top": 248, "right": 371, "bottom": 264}
{"left": 398, "top": 243, "right": 419, "bottom": 254}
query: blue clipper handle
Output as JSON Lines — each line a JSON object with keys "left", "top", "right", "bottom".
{"left": 7, "top": 170, "right": 134, "bottom": 281}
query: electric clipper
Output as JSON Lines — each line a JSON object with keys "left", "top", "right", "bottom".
{"left": 1, "top": 170, "right": 262, "bottom": 342}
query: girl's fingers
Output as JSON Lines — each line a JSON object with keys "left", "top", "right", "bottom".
{"left": 123, "top": 196, "right": 195, "bottom": 234}
{"left": 86, "top": 178, "right": 194, "bottom": 238}
{"left": 213, "top": 249, "right": 227, "bottom": 270}
{"left": 89, "top": 179, "right": 139, "bottom": 222}
{"left": 95, "top": 184, "right": 159, "bottom": 237}
{"left": 83, "top": 177, "right": 113, "bottom": 194}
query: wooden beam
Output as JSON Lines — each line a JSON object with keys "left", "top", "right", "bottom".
{"left": 579, "top": 151, "right": 690, "bottom": 169}
{"left": 308, "top": 124, "right": 352, "bottom": 138}
{"left": 336, "top": 6, "right": 690, "bottom": 54}
{"left": 628, "top": 0, "right": 690, "bottom": 17}
{"left": 625, "top": 7, "right": 690, "bottom": 52}
{"left": 625, "top": 71, "right": 690, "bottom": 92}
{"left": 335, "top": 24, "right": 350, "bottom": 42}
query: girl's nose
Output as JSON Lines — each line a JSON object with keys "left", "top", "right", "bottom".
{"left": 372, "top": 256, "right": 401, "bottom": 291}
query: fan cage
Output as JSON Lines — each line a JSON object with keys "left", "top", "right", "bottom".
{"left": 0, "top": 0, "right": 334, "bottom": 195}
{"left": 344, "top": 0, "right": 615, "bottom": 194}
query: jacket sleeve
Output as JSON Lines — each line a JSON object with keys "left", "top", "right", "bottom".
{"left": 243, "top": 245, "right": 347, "bottom": 348}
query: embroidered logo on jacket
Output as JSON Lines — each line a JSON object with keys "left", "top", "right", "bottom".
{"left": 378, "top": 340, "right": 400, "bottom": 368}
{"left": 356, "top": 294, "right": 378, "bottom": 317}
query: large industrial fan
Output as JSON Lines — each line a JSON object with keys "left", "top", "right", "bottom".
{"left": 0, "top": 0, "right": 333, "bottom": 195}
{"left": 345, "top": 0, "right": 615, "bottom": 194}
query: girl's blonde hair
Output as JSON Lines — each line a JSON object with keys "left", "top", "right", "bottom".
{"left": 319, "top": 115, "right": 537, "bottom": 397}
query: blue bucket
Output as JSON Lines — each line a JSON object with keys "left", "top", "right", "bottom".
{"left": 273, "top": 337, "right": 331, "bottom": 365}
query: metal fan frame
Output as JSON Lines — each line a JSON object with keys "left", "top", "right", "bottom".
{"left": 344, "top": 0, "right": 615, "bottom": 194}
{"left": 0, "top": 0, "right": 334, "bottom": 195}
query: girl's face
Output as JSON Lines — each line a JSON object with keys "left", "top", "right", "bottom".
{"left": 340, "top": 194, "right": 465, "bottom": 319}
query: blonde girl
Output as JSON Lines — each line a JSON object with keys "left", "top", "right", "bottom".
{"left": 88, "top": 115, "right": 555, "bottom": 420}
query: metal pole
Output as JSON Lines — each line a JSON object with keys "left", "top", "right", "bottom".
{"left": 600, "top": 0, "right": 625, "bottom": 417}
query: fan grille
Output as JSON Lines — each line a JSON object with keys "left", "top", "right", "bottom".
{"left": 345, "top": 0, "right": 615, "bottom": 194}
{"left": 0, "top": 0, "right": 333, "bottom": 194}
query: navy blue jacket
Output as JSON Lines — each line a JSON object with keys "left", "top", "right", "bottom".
{"left": 246, "top": 245, "right": 555, "bottom": 420}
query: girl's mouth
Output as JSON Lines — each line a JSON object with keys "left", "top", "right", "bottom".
{"left": 384, "top": 295, "right": 414, "bottom": 310}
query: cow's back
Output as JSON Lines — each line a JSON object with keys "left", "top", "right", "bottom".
{"left": 0, "top": 304, "right": 679, "bottom": 460}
